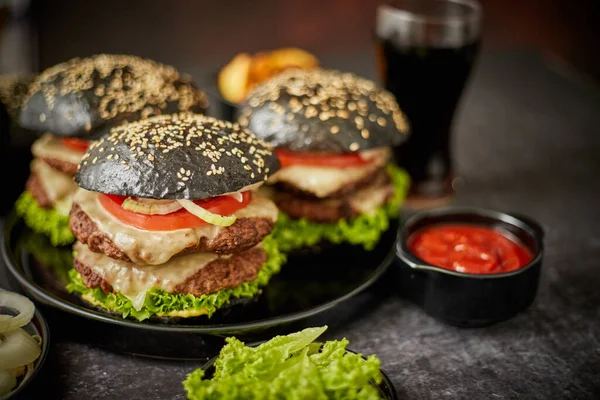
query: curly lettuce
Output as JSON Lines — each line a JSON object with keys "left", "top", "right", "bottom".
{"left": 272, "top": 164, "right": 410, "bottom": 252}
{"left": 66, "top": 235, "right": 286, "bottom": 321}
{"left": 20, "top": 231, "right": 73, "bottom": 285}
{"left": 183, "top": 326, "right": 383, "bottom": 400}
{"left": 15, "top": 191, "right": 75, "bottom": 246}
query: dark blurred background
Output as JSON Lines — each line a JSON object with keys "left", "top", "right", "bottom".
{"left": 0, "top": 0, "right": 599, "bottom": 213}
{"left": 1, "top": 0, "right": 599, "bottom": 83}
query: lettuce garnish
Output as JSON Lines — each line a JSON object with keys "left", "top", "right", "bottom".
{"left": 66, "top": 235, "right": 285, "bottom": 321}
{"left": 183, "top": 326, "right": 383, "bottom": 400}
{"left": 20, "top": 231, "right": 73, "bottom": 285}
{"left": 272, "top": 164, "right": 410, "bottom": 252}
{"left": 15, "top": 191, "right": 75, "bottom": 246}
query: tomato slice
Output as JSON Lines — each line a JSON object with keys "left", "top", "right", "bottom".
{"left": 98, "top": 192, "right": 252, "bottom": 231}
{"left": 275, "top": 149, "right": 371, "bottom": 168}
{"left": 61, "top": 138, "right": 90, "bottom": 152}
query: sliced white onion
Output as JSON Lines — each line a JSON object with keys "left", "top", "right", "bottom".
{"left": 177, "top": 200, "right": 237, "bottom": 227}
{"left": 221, "top": 182, "right": 263, "bottom": 197}
{"left": 358, "top": 147, "right": 391, "bottom": 162}
{"left": 0, "top": 291, "right": 35, "bottom": 333}
{"left": 123, "top": 291, "right": 148, "bottom": 312}
{"left": 122, "top": 197, "right": 183, "bottom": 215}
{"left": 0, "top": 370, "right": 17, "bottom": 396}
{"left": 0, "top": 328, "right": 41, "bottom": 370}
{"left": 227, "top": 192, "right": 244, "bottom": 202}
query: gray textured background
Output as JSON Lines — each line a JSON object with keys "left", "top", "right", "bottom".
{"left": 1, "top": 50, "right": 599, "bottom": 399}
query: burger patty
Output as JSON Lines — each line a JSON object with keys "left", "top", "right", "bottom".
{"left": 25, "top": 172, "right": 52, "bottom": 208}
{"left": 40, "top": 157, "right": 78, "bottom": 176}
{"left": 74, "top": 246, "right": 267, "bottom": 297}
{"left": 274, "top": 165, "right": 386, "bottom": 200}
{"left": 70, "top": 202, "right": 274, "bottom": 261}
{"left": 275, "top": 170, "right": 394, "bottom": 223}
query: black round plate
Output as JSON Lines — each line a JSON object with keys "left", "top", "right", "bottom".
{"left": 200, "top": 342, "right": 399, "bottom": 400}
{"left": 1, "top": 213, "right": 398, "bottom": 359}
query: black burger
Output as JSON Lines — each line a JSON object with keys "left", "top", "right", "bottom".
{"left": 66, "top": 112, "right": 283, "bottom": 321}
{"left": 15, "top": 54, "right": 209, "bottom": 245}
{"left": 239, "top": 68, "right": 411, "bottom": 252}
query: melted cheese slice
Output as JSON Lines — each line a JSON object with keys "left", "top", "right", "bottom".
{"left": 268, "top": 147, "right": 391, "bottom": 198}
{"left": 348, "top": 180, "right": 393, "bottom": 215}
{"left": 31, "top": 133, "right": 85, "bottom": 165}
{"left": 74, "top": 241, "right": 226, "bottom": 310}
{"left": 74, "top": 189, "right": 278, "bottom": 265}
{"left": 31, "top": 159, "right": 78, "bottom": 214}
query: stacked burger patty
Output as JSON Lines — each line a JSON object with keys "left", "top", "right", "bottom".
{"left": 15, "top": 54, "right": 209, "bottom": 245}
{"left": 240, "top": 68, "right": 411, "bottom": 251}
{"left": 67, "top": 113, "right": 283, "bottom": 320}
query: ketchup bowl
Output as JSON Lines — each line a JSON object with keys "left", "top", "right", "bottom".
{"left": 395, "top": 207, "right": 544, "bottom": 327}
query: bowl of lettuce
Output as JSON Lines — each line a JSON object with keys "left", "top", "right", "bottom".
{"left": 183, "top": 326, "right": 398, "bottom": 400}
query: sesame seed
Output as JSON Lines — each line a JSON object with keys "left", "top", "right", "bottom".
{"left": 330, "top": 125, "right": 340, "bottom": 134}
{"left": 242, "top": 68, "right": 407, "bottom": 140}
{"left": 349, "top": 142, "right": 359, "bottom": 151}
{"left": 81, "top": 112, "right": 277, "bottom": 189}
{"left": 23, "top": 54, "right": 208, "bottom": 124}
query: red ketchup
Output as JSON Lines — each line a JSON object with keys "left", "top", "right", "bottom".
{"left": 408, "top": 224, "right": 533, "bottom": 274}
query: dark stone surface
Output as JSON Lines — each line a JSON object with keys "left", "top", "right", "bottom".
{"left": 1, "top": 50, "right": 599, "bottom": 399}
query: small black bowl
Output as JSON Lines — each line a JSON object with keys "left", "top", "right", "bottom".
{"left": 200, "top": 342, "right": 399, "bottom": 399}
{"left": 0, "top": 308, "right": 50, "bottom": 400}
{"left": 395, "top": 207, "right": 544, "bottom": 327}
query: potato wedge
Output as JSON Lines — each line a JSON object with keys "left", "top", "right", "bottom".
{"left": 219, "top": 48, "right": 319, "bottom": 103}
{"left": 269, "top": 47, "right": 319, "bottom": 70}
{"left": 218, "top": 53, "right": 252, "bottom": 104}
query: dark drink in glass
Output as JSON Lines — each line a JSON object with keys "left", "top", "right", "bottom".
{"left": 376, "top": 0, "right": 482, "bottom": 206}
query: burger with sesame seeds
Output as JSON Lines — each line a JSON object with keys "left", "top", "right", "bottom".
{"left": 14, "top": 54, "right": 209, "bottom": 246}
{"left": 66, "top": 112, "right": 284, "bottom": 321}
{"left": 239, "top": 68, "right": 411, "bottom": 252}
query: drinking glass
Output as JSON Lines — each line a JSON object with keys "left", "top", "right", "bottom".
{"left": 375, "top": 0, "right": 482, "bottom": 207}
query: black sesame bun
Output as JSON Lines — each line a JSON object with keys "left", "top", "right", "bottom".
{"left": 238, "top": 68, "right": 409, "bottom": 153}
{"left": 0, "top": 74, "right": 33, "bottom": 118}
{"left": 18, "top": 54, "right": 209, "bottom": 139}
{"left": 75, "top": 112, "right": 280, "bottom": 199}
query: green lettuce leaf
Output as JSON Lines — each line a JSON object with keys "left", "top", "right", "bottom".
{"left": 271, "top": 164, "right": 410, "bottom": 252}
{"left": 20, "top": 231, "right": 73, "bottom": 285}
{"left": 213, "top": 326, "right": 328, "bottom": 381}
{"left": 183, "top": 326, "right": 384, "bottom": 400}
{"left": 14, "top": 191, "right": 75, "bottom": 246}
{"left": 311, "top": 340, "right": 382, "bottom": 400}
{"left": 66, "top": 235, "right": 286, "bottom": 321}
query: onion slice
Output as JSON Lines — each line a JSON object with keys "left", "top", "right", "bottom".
{"left": 0, "top": 328, "right": 41, "bottom": 370}
{"left": 122, "top": 198, "right": 183, "bottom": 215}
{"left": 227, "top": 192, "right": 244, "bottom": 202}
{"left": 177, "top": 200, "right": 237, "bottom": 227}
{"left": 0, "top": 291, "right": 35, "bottom": 333}
{"left": 0, "top": 370, "right": 17, "bottom": 396}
